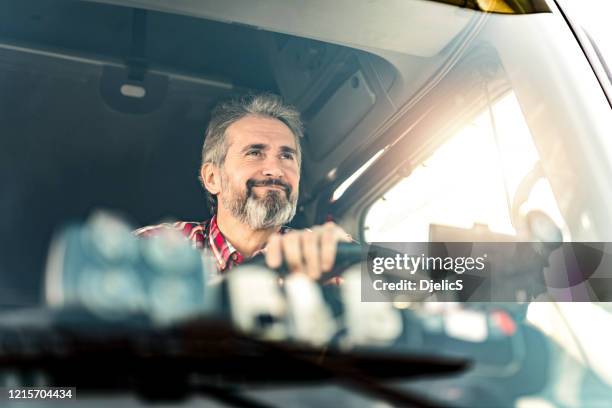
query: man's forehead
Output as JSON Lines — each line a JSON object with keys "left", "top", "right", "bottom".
{"left": 225, "top": 115, "right": 297, "bottom": 150}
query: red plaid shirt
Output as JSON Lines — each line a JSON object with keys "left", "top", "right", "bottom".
{"left": 135, "top": 215, "right": 267, "bottom": 273}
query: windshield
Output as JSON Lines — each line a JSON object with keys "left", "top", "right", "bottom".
{"left": 2, "top": 0, "right": 612, "bottom": 407}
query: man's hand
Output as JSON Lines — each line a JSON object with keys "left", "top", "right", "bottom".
{"left": 264, "top": 222, "right": 352, "bottom": 279}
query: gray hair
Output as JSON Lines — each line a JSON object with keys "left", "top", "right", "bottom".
{"left": 200, "top": 93, "right": 303, "bottom": 212}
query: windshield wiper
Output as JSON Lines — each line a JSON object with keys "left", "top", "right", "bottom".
{"left": 0, "top": 307, "right": 468, "bottom": 407}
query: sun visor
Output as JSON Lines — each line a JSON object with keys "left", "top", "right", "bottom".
{"left": 307, "top": 70, "right": 376, "bottom": 161}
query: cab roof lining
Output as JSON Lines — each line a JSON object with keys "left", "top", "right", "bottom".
{"left": 81, "top": 0, "right": 478, "bottom": 57}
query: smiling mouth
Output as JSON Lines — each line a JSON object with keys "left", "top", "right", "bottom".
{"left": 247, "top": 179, "right": 292, "bottom": 198}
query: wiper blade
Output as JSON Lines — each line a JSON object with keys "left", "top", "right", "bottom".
{"left": 0, "top": 308, "right": 468, "bottom": 407}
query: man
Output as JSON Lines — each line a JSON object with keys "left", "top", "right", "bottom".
{"left": 135, "top": 93, "right": 350, "bottom": 279}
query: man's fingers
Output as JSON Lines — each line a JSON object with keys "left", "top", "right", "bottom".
{"left": 281, "top": 231, "right": 304, "bottom": 273}
{"left": 265, "top": 222, "right": 350, "bottom": 279}
{"left": 265, "top": 233, "right": 282, "bottom": 269}
{"left": 302, "top": 229, "right": 321, "bottom": 279}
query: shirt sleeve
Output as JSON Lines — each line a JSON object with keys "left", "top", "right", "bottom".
{"left": 133, "top": 221, "right": 192, "bottom": 237}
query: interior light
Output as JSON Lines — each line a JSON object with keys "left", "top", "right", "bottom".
{"left": 120, "top": 84, "right": 146, "bottom": 98}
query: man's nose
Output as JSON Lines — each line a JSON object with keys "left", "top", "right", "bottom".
{"left": 261, "top": 157, "right": 284, "bottom": 178}
{"left": 262, "top": 166, "right": 284, "bottom": 178}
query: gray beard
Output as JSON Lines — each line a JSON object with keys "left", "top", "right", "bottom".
{"left": 220, "top": 175, "right": 297, "bottom": 230}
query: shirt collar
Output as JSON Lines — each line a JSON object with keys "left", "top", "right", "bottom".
{"left": 207, "top": 215, "right": 244, "bottom": 272}
{"left": 207, "top": 215, "right": 289, "bottom": 272}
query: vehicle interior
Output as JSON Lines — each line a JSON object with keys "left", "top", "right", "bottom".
{"left": 6, "top": 0, "right": 610, "bottom": 307}
{"left": 4, "top": 0, "right": 612, "bottom": 407}
{"left": 0, "top": 0, "right": 496, "bottom": 307}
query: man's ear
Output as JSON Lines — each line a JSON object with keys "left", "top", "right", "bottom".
{"left": 200, "top": 163, "right": 221, "bottom": 195}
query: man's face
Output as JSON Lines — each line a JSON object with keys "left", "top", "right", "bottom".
{"left": 217, "top": 115, "right": 300, "bottom": 229}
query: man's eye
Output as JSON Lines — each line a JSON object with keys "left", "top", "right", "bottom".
{"left": 247, "top": 150, "right": 262, "bottom": 157}
{"left": 280, "top": 152, "right": 295, "bottom": 160}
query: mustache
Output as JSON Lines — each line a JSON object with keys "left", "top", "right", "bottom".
{"left": 246, "top": 178, "right": 292, "bottom": 197}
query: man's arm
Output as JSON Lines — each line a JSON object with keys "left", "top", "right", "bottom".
{"left": 133, "top": 221, "right": 207, "bottom": 249}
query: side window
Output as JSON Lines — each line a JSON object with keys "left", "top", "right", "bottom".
{"left": 363, "top": 92, "right": 569, "bottom": 242}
